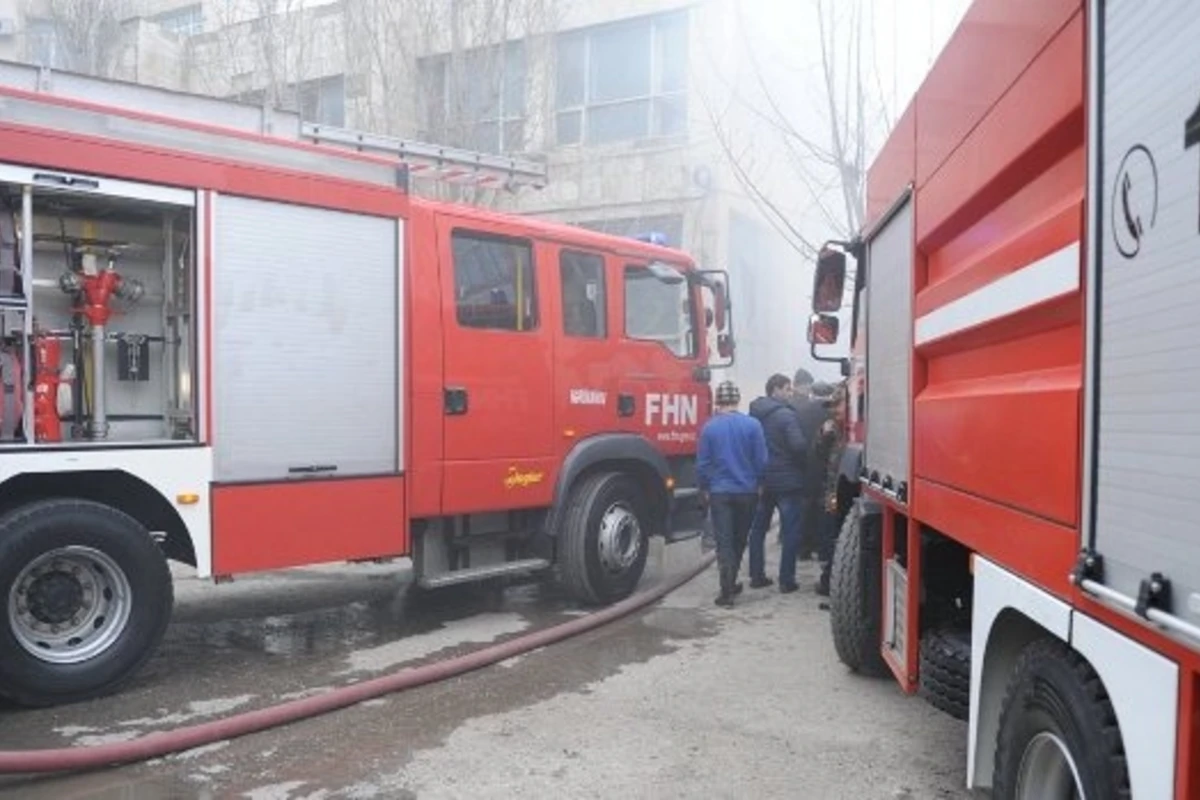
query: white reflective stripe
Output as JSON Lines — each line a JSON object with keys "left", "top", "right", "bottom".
{"left": 914, "top": 242, "right": 1080, "bottom": 346}
{"left": 0, "top": 162, "right": 196, "bottom": 207}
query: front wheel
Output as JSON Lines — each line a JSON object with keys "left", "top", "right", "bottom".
{"left": 829, "top": 501, "right": 888, "bottom": 677}
{"left": 993, "top": 639, "right": 1130, "bottom": 800}
{"left": 0, "top": 499, "right": 173, "bottom": 707}
{"left": 558, "top": 472, "right": 650, "bottom": 606}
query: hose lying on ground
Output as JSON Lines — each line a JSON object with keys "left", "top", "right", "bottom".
{"left": 0, "top": 552, "right": 716, "bottom": 775}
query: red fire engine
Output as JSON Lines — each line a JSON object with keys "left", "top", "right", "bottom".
{"left": 809, "top": 0, "right": 1199, "bottom": 796}
{"left": 0, "top": 60, "right": 733, "bottom": 708}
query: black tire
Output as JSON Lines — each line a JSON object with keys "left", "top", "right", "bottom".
{"left": 829, "top": 501, "right": 888, "bottom": 677}
{"left": 993, "top": 639, "right": 1130, "bottom": 800}
{"left": 918, "top": 627, "right": 971, "bottom": 721}
{"left": 0, "top": 499, "right": 173, "bottom": 707}
{"left": 559, "top": 472, "right": 650, "bottom": 606}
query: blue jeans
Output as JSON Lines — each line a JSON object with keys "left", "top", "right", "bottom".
{"left": 747, "top": 491, "right": 778, "bottom": 581}
{"left": 710, "top": 493, "right": 758, "bottom": 596}
{"left": 750, "top": 491, "right": 804, "bottom": 586}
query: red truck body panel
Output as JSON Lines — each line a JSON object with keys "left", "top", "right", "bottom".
{"left": 0, "top": 74, "right": 712, "bottom": 578}
{"left": 856, "top": 1, "right": 1200, "bottom": 793}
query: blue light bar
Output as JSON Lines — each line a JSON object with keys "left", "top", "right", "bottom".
{"left": 633, "top": 231, "right": 669, "bottom": 246}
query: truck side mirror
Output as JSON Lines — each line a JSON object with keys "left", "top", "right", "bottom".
{"left": 717, "top": 332, "right": 734, "bottom": 359}
{"left": 812, "top": 248, "right": 846, "bottom": 313}
{"left": 712, "top": 281, "right": 728, "bottom": 330}
{"left": 807, "top": 313, "right": 840, "bottom": 345}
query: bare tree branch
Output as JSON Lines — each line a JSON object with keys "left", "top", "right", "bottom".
{"left": 705, "top": 0, "right": 889, "bottom": 256}
{"left": 41, "top": 0, "right": 133, "bottom": 78}
{"left": 697, "top": 86, "right": 821, "bottom": 259}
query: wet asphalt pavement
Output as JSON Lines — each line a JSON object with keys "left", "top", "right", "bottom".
{"left": 0, "top": 538, "right": 977, "bottom": 799}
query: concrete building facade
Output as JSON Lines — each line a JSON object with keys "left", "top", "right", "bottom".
{"left": 1, "top": 0, "right": 812, "bottom": 393}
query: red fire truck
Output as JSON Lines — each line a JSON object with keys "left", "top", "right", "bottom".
{"left": 0, "top": 60, "right": 732, "bottom": 708}
{"left": 809, "top": 0, "right": 1199, "bottom": 796}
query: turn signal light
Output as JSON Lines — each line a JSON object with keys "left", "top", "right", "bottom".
{"left": 176, "top": 493, "right": 200, "bottom": 506}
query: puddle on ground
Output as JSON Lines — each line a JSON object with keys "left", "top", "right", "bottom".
{"left": 0, "top": 772, "right": 212, "bottom": 800}
{"left": 0, "top": 566, "right": 717, "bottom": 800}
{"left": 160, "top": 575, "right": 585, "bottom": 662}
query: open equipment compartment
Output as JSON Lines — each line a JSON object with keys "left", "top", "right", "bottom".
{"left": 0, "top": 164, "right": 197, "bottom": 447}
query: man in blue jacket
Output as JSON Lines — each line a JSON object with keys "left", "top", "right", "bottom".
{"left": 748, "top": 373, "right": 810, "bottom": 593}
{"left": 697, "top": 380, "right": 768, "bottom": 607}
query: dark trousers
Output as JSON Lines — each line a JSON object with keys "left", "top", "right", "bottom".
{"left": 799, "top": 494, "right": 823, "bottom": 558}
{"left": 747, "top": 491, "right": 778, "bottom": 579}
{"left": 750, "top": 490, "right": 804, "bottom": 586}
{"left": 710, "top": 492, "right": 758, "bottom": 596}
{"left": 817, "top": 506, "right": 840, "bottom": 587}
{"left": 775, "top": 492, "right": 805, "bottom": 587}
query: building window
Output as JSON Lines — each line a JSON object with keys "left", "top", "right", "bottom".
{"left": 556, "top": 10, "right": 688, "bottom": 147}
{"left": 452, "top": 231, "right": 538, "bottom": 332}
{"left": 419, "top": 40, "right": 526, "bottom": 155}
{"left": 232, "top": 74, "right": 345, "bottom": 127}
{"left": 25, "top": 19, "right": 69, "bottom": 70}
{"left": 295, "top": 75, "right": 345, "bottom": 127}
{"left": 624, "top": 265, "right": 695, "bottom": 358}
{"left": 153, "top": 4, "right": 204, "bottom": 38}
{"left": 560, "top": 250, "right": 606, "bottom": 338}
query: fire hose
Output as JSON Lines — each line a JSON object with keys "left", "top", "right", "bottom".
{"left": 0, "top": 551, "right": 716, "bottom": 775}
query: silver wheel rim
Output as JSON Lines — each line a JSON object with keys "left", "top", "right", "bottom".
{"left": 1015, "top": 731, "right": 1086, "bottom": 800}
{"left": 597, "top": 502, "right": 642, "bottom": 574}
{"left": 8, "top": 546, "right": 133, "bottom": 664}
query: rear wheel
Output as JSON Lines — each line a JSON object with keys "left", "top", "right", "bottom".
{"left": 918, "top": 627, "right": 971, "bottom": 720}
{"left": 559, "top": 472, "right": 650, "bottom": 605}
{"left": 829, "top": 501, "right": 888, "bottom": 677}
{"left": 993, "top": 639, "right": 1130, "bottom": 800}
{"left": 0, "top": 499, "right": 173, "bottom": 707}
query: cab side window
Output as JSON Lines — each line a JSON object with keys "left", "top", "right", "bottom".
{"left": 452, "top": 230, "right": 538, "bottom": 331}
{"left": 624, "top": 264, "right": 696, "bottom": 358}
{"left": 560, "top": 250, "right": 606, "bottom": 338}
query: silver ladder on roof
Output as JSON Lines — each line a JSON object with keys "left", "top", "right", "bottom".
{"left": 0, "top": 59, "right": 548, "bottom": 192}
{"left": 302, "top": 123, "right": 548, "bottom": 191}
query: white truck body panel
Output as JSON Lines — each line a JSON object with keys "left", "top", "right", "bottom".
{"left": 969, "top": 556, "right": 1178, "bottom": 798}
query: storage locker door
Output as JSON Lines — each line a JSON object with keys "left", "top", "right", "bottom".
{"left": 1088, "top": 0, "right": 1200, "bottom": 626}
{"left": 212, "top": 196, "right": 400, "bottom": 482}
{"left": 864, "top": 198, "right": 914, "bottom": 500}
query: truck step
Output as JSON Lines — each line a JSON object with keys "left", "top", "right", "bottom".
{"left": 418, "top": 558, "right": 551, "bottom": 589}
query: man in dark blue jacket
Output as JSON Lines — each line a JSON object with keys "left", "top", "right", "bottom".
{"left": 697, "top": 380, "right": 768, "bottom": 607}
{"left": 748, "top": 373, "right": 809, "bottom": 592}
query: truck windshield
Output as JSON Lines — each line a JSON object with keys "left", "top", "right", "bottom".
{"left": 624, "top": 265, "right": 696, "bottom": 358}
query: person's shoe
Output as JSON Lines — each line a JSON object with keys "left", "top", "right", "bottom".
{"left": 779, "top": 582, "right": 799, "bottom": 594}
{"left": 715, "top": 593, "right": 735, "bottom": 608}
{"left": 750, "top": 576, "right": 774, "bottom": 589}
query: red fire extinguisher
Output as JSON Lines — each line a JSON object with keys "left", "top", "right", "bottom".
{"left": 33, "top": 333, "right": 62, "bottom": 443}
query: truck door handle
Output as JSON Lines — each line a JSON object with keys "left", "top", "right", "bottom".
{"left": 617, "top": 394, "right": 635, "bottom": 418}
{"left": 444, "top": 387, "right": 469, "bottom": 416}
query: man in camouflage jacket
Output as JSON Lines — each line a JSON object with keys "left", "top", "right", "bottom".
{"left": 809, "top": 382, "right": 848, "bottom": 597}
